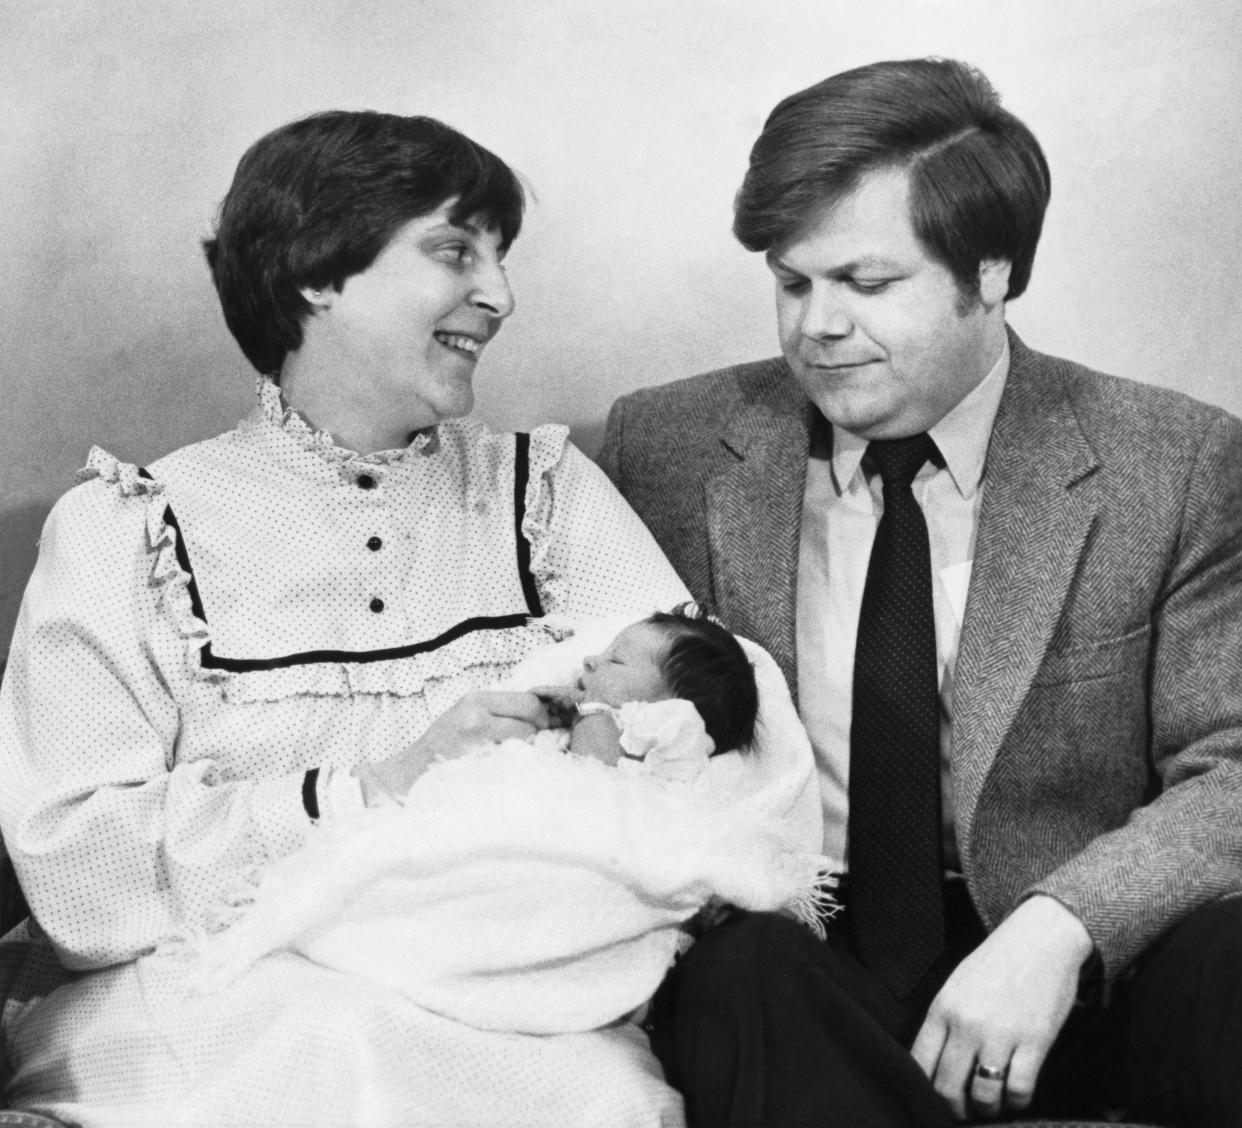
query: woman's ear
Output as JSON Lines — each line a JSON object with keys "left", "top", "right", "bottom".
{"left": 978, "top": 259, "right": 1011, "bottom": 308}
{"left": 300, "top": 285, "right": 333, "bottom": 311}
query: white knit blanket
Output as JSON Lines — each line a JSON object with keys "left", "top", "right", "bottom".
{"left": 193, "top": 620, "right": 831, "bottom": 1035}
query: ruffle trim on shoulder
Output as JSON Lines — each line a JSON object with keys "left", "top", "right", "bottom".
{"left": 76, "top": 445, "right": 162, "bottom": 497}
{"left": 146, "top": 498, "right": 222, "bottom": 684}
{"left": 520, "top": 424, "right": 572, "bottom": 612}
{"left": 76, "top": 447, "right": 222, "bottom": 684}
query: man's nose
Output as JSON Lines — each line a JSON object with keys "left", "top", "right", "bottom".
{"left": 801, "top": 283, "right": 853, "bottom": 340}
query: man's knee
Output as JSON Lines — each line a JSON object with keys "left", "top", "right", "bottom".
{"left": 1132, "top": 894, "right": 1242, "bottom": 1006}
{"left": 672, "top": 910, "right": 829, "bottom": 1017}
{"left": 1127, "top": 895, "right": 1242, "bottom": 1123}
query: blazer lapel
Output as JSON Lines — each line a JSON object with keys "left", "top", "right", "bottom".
{"left": 952, "top": 335, "right": 1102, "bottom": 858}
{"left": 706, "top": 364, "right": 815, "bottom": 691}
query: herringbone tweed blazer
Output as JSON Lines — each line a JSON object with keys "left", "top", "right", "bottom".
{"left": 599, "top": 329, "right": 1242, "bottom": 979}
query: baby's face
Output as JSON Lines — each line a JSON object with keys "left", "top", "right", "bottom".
{"left": 577, "top": 622, "right": 672, "bottom": 707}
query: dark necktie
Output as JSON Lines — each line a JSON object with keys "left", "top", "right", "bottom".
{"left": 849, "top": 433, "right": 945, "bottom": 997}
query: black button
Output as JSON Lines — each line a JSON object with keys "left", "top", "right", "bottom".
{"left": 356, "top": 474, "right": 376, "bottom": 490}
{"left": 367, "top": 536, "right": 383, "bottom": 552}
{"left": 369, "top": 597, "right": 385, "bottom": 613}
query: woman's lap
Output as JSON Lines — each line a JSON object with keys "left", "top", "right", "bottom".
{"left": 7, "top": 948, "right": 683, "bottom": 1127}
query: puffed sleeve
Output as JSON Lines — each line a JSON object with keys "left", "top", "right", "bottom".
{"left": 615, "top": 699, "right": 715, "bottom": 783}
{"left": 0, "top": 464, "right": 313, "bottom": 969}
{"left": 523, "top": 427, "right": 690, "bottom": 618}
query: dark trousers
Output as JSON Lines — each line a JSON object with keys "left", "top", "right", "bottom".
{"left": 646, "top": 887, "right": 1242, "bottom": 1127}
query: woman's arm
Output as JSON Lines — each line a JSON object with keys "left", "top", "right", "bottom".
{"left": 0, "top": 477, "right": 313, "bottom": 967}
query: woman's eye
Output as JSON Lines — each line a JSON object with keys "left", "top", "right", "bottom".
{"left": 439, "top": 243, "right": 474, "bottom": 266}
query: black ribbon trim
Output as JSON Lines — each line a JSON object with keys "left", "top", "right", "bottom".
{"left": 513, "top": 431, "right": 545, "bottom": 618}
{"left": 302, "top": 767, "right": 320, "bottom": 820}
{"left": 197, "top": 613, "right": 533, "bottom": 672}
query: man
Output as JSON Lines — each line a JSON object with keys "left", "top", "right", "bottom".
{"left": 599, "top": 58, "right": 1242, "bottom": 1126}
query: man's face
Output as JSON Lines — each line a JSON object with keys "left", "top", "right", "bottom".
{"left": 767, "top": 166, "right": 1007, "bottom": 440}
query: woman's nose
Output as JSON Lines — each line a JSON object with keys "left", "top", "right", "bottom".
{"left": 470, "top": 260, "right": 515, "bottom": 320}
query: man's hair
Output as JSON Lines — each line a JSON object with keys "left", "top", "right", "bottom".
{"left": 203, "top": 111, "right": 525, "bottom": 376}
{"left": 647, "top": 604, "right": 758, "bottom": 756}
{"left": 733, "top": 57, "right": 1051, "bottom": 301}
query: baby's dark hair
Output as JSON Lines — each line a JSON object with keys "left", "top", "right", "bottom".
{"left": 647, "top": 604, "right": 759, "bottom": 755}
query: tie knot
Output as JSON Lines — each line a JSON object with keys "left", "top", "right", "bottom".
{"left": 866, "top": 433, "right": 938, "bottom": 490}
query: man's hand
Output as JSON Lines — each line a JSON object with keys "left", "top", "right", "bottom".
{"left": 909, "top": 894, "right": 1094, "bottom": 1121}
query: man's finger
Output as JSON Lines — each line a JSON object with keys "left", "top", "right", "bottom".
{"left": 931, "top": 1032, "right": 977, "bottom": 1120}
{"left": 909, "top": 1012, "right": 947, "bottom": 1080}
{"left": 1004, "top": 1043, "right": 1044, "bottom": 1111}
{"left": 967, "top": 1052, "right": 1010, "bottom": 1120}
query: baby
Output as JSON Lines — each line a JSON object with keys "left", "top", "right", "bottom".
{"left": 193, "top": 608, "right": 825, "bottom": 1034}
{"left": 536, "top": 604, "right": 759, "bottom": 781}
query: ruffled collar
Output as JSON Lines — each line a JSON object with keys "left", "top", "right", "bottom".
{"left": 256, "top": 376, "right": 440, "bottom": 466}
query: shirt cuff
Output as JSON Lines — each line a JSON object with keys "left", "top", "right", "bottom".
{"left": 317, "top": 766, "right": 368, "bottom": 821}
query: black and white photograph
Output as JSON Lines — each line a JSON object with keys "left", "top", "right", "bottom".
{"left": 0, "top": 2, "right": 1239, "bottom": 1125}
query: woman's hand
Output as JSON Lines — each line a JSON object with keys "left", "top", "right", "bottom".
{"left": 530, "top": 684, "right": 585, "bottom": 728}
{"left": 354, "top": 690, "right": 553, "bottom": 804}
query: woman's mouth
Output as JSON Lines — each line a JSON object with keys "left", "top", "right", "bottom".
{"left": 434, "top": 332, "right": 482, "bottom": 360}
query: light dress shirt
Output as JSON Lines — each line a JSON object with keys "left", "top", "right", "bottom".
{"left": 796, "top": 340, "right": 1010, "bottom": 871}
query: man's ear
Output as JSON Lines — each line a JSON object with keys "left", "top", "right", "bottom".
{"left": 978, "top": 259, "right": 1011, "bottom": 308}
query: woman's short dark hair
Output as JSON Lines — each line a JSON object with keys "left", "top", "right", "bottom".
{"left": 733, "top": 57, "right": 1050, "bottom": 301}
{"left": 203, "top": 111, "right": 525, "bottom": 376}
{"left": 648, "top": 604, "right": 758, "bottom": 756}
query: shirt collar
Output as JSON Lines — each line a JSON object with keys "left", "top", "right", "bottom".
{"left": 827, "top": 337, "right": 1009, "bottom": 499}
{"left": 255, "top": 376, "right": 440, "bottom": 464}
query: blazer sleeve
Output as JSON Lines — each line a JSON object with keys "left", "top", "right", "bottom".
{"left": 1028, "top": 410, "right": 1242, "bottom": 976}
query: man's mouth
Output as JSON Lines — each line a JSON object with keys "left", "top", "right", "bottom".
{"left": 808, "top": 358, "right": 876, "bottom": 371}
{"left": 434, "top": 332, "right": 483, "bottom": 359}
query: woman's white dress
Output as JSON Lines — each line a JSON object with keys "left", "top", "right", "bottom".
{"left": 0, "top": 379, "right": 692, "bottom": 1127}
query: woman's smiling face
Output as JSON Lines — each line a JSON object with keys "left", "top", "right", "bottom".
{"left": 308, "top": 199, "right": 515, "bottom": 437}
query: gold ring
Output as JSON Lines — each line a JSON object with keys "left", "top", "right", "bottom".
{"left": 973, "top": 1063, "right": 1007, "bottom": 1082}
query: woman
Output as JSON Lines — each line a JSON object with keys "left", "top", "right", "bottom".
{"left": 0, "top": 111, "right": 692, "bottom": 1126}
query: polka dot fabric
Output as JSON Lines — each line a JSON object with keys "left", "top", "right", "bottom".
{"left": 0, "top": 378, "right": 689, "bottom": 1123}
